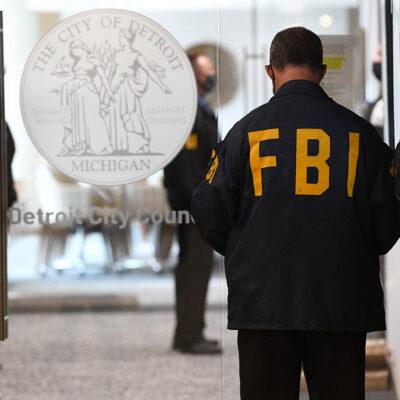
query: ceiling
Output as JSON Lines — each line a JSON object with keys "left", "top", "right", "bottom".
{"left": 25, "top": 0, "right": 359, "bottom": 12}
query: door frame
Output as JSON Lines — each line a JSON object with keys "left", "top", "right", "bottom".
{"left": 383, "top": 0, "right": 395, "bottom": 149}
{"left": 0, "top": 11, "right": 8, "bottom": 341}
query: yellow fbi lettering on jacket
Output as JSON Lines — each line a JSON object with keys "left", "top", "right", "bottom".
{"left": 185, "top": 133, "right": 198, "bottom": 150}
{"left": 206, "top": 149, "right": 218, "bottom": 184}
{"left": 248, "top": 128, "right": 360, "bottom": 197}
{"left": 389, "top": 159, "right": 397, "bottom": 177}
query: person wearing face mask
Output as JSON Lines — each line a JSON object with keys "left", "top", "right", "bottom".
{"left": 362, "top": 46, "right": 388, "bottom": 315}
{"left": 163, "top": 52, "right": 220, "bottom": 354}
{"left": 363, "top": 44, "right": 384, "bottom": 139}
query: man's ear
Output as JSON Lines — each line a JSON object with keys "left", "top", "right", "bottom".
{"left": 265, "top": 65, "right": 274, "bottom": 81}
{"left": 320, "top": 64, "right": 327, "bottom": 81}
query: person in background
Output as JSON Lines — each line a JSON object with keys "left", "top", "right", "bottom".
{"left": 362, "top": 44, "right": 387, "bottom": 335}
{"left": 363, "top": 44, "right": 384, "bottom": 139}
{"left": 6, "top": 123, "right": 17, "bottom": 208}
{"left": 1, "top": 122, "right": 16, "bottom": 371}
{"left": 163, "top": 52, "right": 220, "bottom": 354}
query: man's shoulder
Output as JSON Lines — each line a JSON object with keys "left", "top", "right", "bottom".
{"left": 224, "top": 103, "right": 270, "bottom": 140}
{"left": 223, "top": 98, "right": 386, "bottom": 151}
{"left": 328, "top": 101, "right": 392, "bottom": 158}
{"left": 244, "top": 102, "right": 272, "bottom": 120}
{"left": 196, "top": 99, "right": 217, "bottom": 121}
{"left": 331, "top": 100, "right": 371, "bottom": 126}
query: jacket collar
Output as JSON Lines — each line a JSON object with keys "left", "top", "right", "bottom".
{"left": 270, "top": 79, "right": 330, "bottom": 102}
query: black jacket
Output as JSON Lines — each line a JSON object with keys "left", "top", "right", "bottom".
{"left": 164, "top": 98, "right": 218, "bottom": 210}
{"left": 396, "top": 140, "right": 400, "bottom": 200}
{"left": 191, "top": 80, "right": 400, "bottom": 332}
{"left": 6, "top": 123, "right": 17, "bottom": 207}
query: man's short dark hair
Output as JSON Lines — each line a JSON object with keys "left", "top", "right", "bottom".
{"left": 270, "top": 27, "right": 323, "bottom": 73}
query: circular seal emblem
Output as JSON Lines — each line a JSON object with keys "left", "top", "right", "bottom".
{"left": 20, "top": 9, "right": 197, "bottom": 186}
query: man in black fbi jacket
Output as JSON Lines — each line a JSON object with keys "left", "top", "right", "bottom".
{"left": 163, "top": 52, "right": 220, "bottom": 354}
{"left": 191, "top": 27, "right": 400, "bottom": 399}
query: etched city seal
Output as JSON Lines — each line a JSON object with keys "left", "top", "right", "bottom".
{"left": 20, "top": 9, "right": 197, "bottom": 185}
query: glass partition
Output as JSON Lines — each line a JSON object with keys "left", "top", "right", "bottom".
{"left": 2, "top": 1, "right": 225, "bottom": 398}
{"left": 0, "top": 0, "right": 398, "bottom": 399}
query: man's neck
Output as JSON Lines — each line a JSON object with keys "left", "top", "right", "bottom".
{"left": 274, "top": 68, "right": 322, "bottom": 92}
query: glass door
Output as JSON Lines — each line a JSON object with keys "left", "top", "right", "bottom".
{"left": 2, "top": 1, "right": 226, "bottom": 399}
{"left": 1, "top": 0, "right": 399, "bottom": 399}
{"left": 0, "top": 10, "right": 7, "bottom": 341}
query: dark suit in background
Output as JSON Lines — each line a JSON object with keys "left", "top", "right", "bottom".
{"left": 164, "top": 96, "right": 218, "bottom": 349}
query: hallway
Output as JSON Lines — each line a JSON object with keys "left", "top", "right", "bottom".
{"left": 0, "top": 311, "right": 396, "bottom": 400}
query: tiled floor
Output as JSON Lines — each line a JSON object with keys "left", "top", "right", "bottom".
{"left": 0, "top": 311, "right": 397, "bottom": 400}
{"left": 3, "top": 235, "right": 398, "bottom": 399}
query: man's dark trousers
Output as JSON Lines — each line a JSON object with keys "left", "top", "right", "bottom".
{"left": 238, "top": 329, "right": 366, "bottom": 400}
{"left": 173, "top": 223, "right": 214, "bottom": 346}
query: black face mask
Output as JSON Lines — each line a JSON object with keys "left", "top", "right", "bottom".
{"left": 373, "top": 62, "right": 382, "bottom": 81}
{"left": 201, "top": 75, "right": 216, "bottom": 92}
